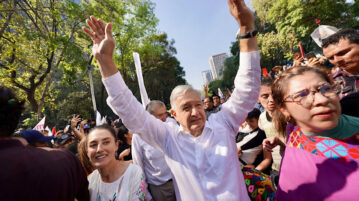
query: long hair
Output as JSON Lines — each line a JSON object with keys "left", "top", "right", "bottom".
{"left": 271, "top": 66, "right": 331, "bottom": 136}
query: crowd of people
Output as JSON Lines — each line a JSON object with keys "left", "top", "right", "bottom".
{"left": 1, "top": 0, "right": 359, "bottom": 200}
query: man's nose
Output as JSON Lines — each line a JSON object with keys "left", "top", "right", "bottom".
{"left": 191, "top": 107, "right": 199, "bottom": 116}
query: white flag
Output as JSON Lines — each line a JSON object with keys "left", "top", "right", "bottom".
{"left": 96, "top": 111, "right": 102, "bottom": 126}
{"left": 45, "top": 126, "right": 53, "bottom": 136}
{"left": 218, "top": 88, "right": 224, "bottom": 99}
{"left": 101, "top": 115, "right": 107, "bottom": 125}
{"left": 311, "top": 25, "right": 339, "bottom": 47}
{"left": 133, "top": 52, "right": 150, "bottom": 108}
{"left": 33, "top": 117, "right": 45, "bottom": 131}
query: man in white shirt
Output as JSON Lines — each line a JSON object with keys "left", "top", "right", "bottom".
{"left": 132, "top": 100, "right": 177, "bottom": 201}
{"left": 83, "top": 0, "right": 260, "bottom": 200}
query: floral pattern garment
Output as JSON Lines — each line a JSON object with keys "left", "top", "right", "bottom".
{"left": 136, "top": 173, "right": 146, "bottom": 201}
{"left": 289, "top": 127, "right": 359, "bottom": 162}
{"left": 276, "top": 127, "right": 359, "bottom": 201}
{"left": 241, "top": 167, "right": 277, "bottom": 201}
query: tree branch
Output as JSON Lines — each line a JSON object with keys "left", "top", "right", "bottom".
{"left": 21, "top": 0, "right": 50, "bottom": 34}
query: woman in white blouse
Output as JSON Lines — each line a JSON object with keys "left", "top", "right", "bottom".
{"left": 79, "top": 125, "right": 146, "bottom": 201}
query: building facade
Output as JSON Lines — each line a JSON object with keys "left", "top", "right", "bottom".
{"left": 202, "top": 70, "right": 213, "bottom": 85}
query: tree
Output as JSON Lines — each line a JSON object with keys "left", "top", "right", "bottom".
{"left": 136, "top": 33, "right": 186, "bottom": 106}
{"left": 257, "top": 31, "right": 297, "bottom": 68}
{"left": 82, "top": 0, "right": 158, "bottom": 83}
{"left": 0, "top": 0, "right": 88, "bottom": 119}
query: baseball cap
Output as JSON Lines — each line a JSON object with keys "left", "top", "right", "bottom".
{"left": 20, "top": 130, "right": 53, "bottom": 144}
{"left": 55, "top": 133, "right": 73, "bottom": 145}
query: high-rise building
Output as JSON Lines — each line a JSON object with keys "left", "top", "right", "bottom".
{"left": 209, "top": 53, "right": 228, "bottom": 80}
{"left": 202, "top": 70, "right": 213, "bottom": 85}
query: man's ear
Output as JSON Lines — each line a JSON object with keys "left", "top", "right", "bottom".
{"left": 171, "top": 109, "right": 178, "bottom": 121}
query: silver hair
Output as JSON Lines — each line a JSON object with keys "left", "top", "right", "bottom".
{"left": 146, "top": 100, "right": 166, "bottom": 115}
{"left": 170, "top": 85, "right": 200, "bottom": 111}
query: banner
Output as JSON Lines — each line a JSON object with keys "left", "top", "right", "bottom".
{"left": 218, "top": 88, "right": 224, "bottom": 99}
{"left": 96, "top": 111, "right": 102, "bottom": 126}
{"left": 133, "top": 52, "right": 150, "bottom": 108}
{"left": 33, "top": 117, "right": 45, "bottom": 131}
{"left": 45, "top": 126, "right": 53, "bottom": 136}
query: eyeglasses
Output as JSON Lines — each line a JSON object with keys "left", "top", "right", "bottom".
{"left": 283, "top": 83, "right": 338, "bottom": 108}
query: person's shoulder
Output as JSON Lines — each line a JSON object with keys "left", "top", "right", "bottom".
{"left": 259, "top": 111, "right": 266, "bottom": 119}
{"left": 88, "top": 169, "right": 100, "bottom": 187}
{"left": 129, "top": 163, "right": 143, "bottom": 173}
{"left": 341, "top": 114, "right": 359, "bottom": 128}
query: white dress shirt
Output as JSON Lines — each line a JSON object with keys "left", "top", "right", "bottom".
{"left": 103, "top": 51, "right": 260, "bottom": 201}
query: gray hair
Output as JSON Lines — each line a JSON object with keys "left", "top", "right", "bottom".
{"left": 146, "top": 100, "right": 166, "bottom": 115}
{"left": 170, "top": 85, "right": 200, "bottom": 111}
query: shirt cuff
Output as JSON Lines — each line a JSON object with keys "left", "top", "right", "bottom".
{"left": 102, "top": 72, "right": 127, "bottom": 98}
{"left": 240, "top": 51, "right": 260, "bottom": 69}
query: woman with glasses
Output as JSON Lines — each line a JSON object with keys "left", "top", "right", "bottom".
{"left": 263, "top": 67, "right": 359, "bottom": 200}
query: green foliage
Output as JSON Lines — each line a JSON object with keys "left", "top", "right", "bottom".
{"left": 136, "top": 33, "right": 186, "bottom": 106}
{"left": 251, "top": 0, "right": 359, "bottom": 70}
{"left": 22, "top": 112, "right": 38, "bottom": 129}
{"left": 0, "top": 0, "right": 186, "bottom": 127}
{"left": 257, "top": 31, "right": 297, "bottom": 68}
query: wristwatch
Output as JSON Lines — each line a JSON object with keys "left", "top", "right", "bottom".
{"left": 236, "top": 30, "right": 258, "bottom": 40}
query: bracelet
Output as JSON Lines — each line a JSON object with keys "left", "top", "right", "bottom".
{"left": 236, "top": 30, "right": 258, "bottom": 40}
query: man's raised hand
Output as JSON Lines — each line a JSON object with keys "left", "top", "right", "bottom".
{"left": 227, "top": 0, "right": 255, "bottom": 32}
{"left": 82, "top": 16, "right": 115, "bottom": 62}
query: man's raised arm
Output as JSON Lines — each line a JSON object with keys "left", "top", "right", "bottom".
{"left": 82, "top": 17, "right": 168, "bottom": 151}
{"left": 217, "top": 0, "right": 261, "bottom": 133}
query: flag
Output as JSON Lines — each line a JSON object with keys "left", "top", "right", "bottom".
{"left": 310, "top": 25, "right": 339, "bottom": 47}
{"left": 298, "top": 42, "right": 305, "bottom": 58}
{"left": 315, "top": 18, "right": 321, "bottom": 25}
{"left": 45, "top": 126, "right": 53, "bottom": 136}
{"left": 52, "top": 127, "right": 56, "bottom": 135}
{"left": 101, "top": 116, "right": 107, "bottom": 125}
{"left": 262, "top": 68, "right": 268, "bottom": 77}
{"left": 96, "top": 111, "right": 102, "bottom": 126}
{"left": 133, "top": 52, "right": 150, "bottom": 108}
{"left": 33, "top": 117, "right": 45, "bottom": 131}
{"left": 218, "top": 88, "right": 224, "bottom": 99}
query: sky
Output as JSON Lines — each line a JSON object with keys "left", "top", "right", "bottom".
{"left": 151, "top": 0, "right": 252, "bottom": 91}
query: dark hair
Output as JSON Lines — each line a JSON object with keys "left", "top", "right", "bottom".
{"left": 272, "top": 66, "right": 331, "bottom": 136}
{"left": 261, "top": 78, "right": 273, "bottom": 87}
{"left": 246, "top": 108, "right": 261, "bottom": 119}
{"left": 117, "top": 125, "right": 129, "bottom": 143}
{"left": 322, "top": 28, "right": 359, "bottom": 48}
{"left": 211, "top": 94, "right": 220, "bottom": 99}
{"left": 204, "top": 96, "right": 213, "bottom": 102}
{"left": 89, "top": 124, "right": 117, "bottom": 141}
{"left": 0, "top": 86, "right": 25, "bottom": 137}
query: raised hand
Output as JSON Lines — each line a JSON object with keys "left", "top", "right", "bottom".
{"left": 82, "top": 16, "right": 115, "bottom": 62}
{"left": 227, "top": 0, "right": 255, "bottom": 31}
{"left": 71, "top": 114, "right": 81, "bottom": 129}
{"left": 82, "top": 16, "right": 118, "bottom": 78}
